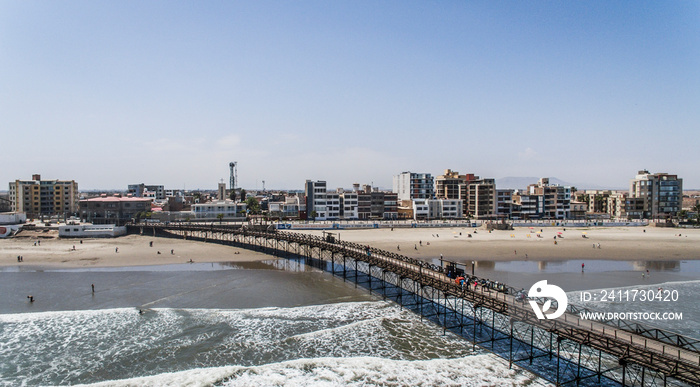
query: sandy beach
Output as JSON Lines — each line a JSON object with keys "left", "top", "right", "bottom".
{"left": 297, "top": 225, "right": 700, "bottom": 263}
{"left": 2, "top": 226, "right": 700, "bottom": 270}
{"left": 0, "top": 231, "right": 273, "bottom": 269}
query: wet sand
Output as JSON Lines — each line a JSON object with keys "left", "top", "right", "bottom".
{"left": 0, "top": 233, "right": 273, "bottom": 269}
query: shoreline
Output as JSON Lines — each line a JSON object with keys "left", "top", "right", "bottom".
{"left": 1, "top": 226, "right": 699, "bottom": 270}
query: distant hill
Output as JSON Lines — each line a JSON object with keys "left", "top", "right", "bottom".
{"left": 495, "top": 177, "right": 615, "bottom": 191}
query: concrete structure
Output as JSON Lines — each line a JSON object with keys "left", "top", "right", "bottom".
{"left": 128, "top": 184, "right": 165, "bottom": 200}
{"left": 393, "top": 172, "right": 434, "bottom": 201}
{"left": 192, "top": 200, "right": 247, "bottom": 220}
{"left": 523, "top": 178, "right": 571, "bottom": 220}
{"left": 305, "top": 180, "right": 328, "bottom": 220}
{"left": 629, "top": 170, "right": 683, "bottom": 219}
{"left": 80, "top": 194, "right": 152, "bottom": 224}
{"left": 340, "top": 191, "right": 359, "bottom": 219}
{"left": 496, "top": 189, "right": 513, "bottom": 219}
{"left": 9, "top": 174, "right": 79, "bottom": 217}
{"left": 218, "top": 182, "right": 227, "bottom": 201}
{"left": 0, "top": 212, "right": 26, "bottom": 225}
{"left": 467, "top": 177, "right": 497, "bottom": 219}
{"left": 58, "top": 224, "right": 127, "bottom": 238}
{"left": 412, "top": 198, "right": 463, "bottom": 220}
{"left": 269, "top": 196, "right": 302, "bottom": 219}
{"left": 435, "top": 169, "right": 467, "bottom": 201}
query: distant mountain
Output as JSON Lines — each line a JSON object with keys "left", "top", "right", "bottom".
{"left": 495, "top": 177, "right": 613, "bottom": 191}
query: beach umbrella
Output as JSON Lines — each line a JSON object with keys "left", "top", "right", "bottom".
{"left": 582, "top": 232, "right": 587, "bottom": 235}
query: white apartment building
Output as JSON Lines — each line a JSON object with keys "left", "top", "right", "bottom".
{"left": 393, "top": 172, "right": 434, "bottom": 201}
{"left": 305, "top": 180, "right": 328, "bottom": 220}
{"left": 340, "top": 191, "right": 359, "bottom": 219}
{"left": 192, "top": 200, "right": 247, "bottom": 219}
{"left": 412, "top": 199, "right": 463, "bottom": 220}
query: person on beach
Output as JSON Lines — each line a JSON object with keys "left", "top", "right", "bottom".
{"left": 171, "top": 249, "right": 174, "bottom": 255}
{"left": 27, "top": 295, "right": 34, "bottom": 302}
{"left": 581, "top": 263, "right": 585, "bottom": 272}
{"left": 397, "top": 245, "right": 400, "bottom": 251}
{"left": 414, "top": 244, "right": 417, "bottom": 250}
{"left": 91, "top": 284, "right": 95, "bottom": 293}
{"left": 115, "top": 247, "right": 119, "bottom": 253}
{"left": 419, "top": 240, "right": 422, "bottom": 246}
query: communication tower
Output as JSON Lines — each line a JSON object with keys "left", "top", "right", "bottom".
{"left": 229, "top": 162, "right": 238, "bottom": 191}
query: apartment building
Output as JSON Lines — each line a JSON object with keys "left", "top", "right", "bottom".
{"left": 9, "top": 174, "right": 79, "bottom": 217}
{"left": 467, "top": 177, "right": 497, "bottom": 219}
{"left": 340, "top": 191, "right": 359, "bottom": 219}
{"left": 496, "top": 189, "right": 513, "bottom": 219}
{"left": 393, "top": 172, "right": 434, "bottom": 201}
{"left": 192, "top": 200, "right": 247, "bottom": 220}
{"left": 305, "top": 180, "right": 328, "bottom": 220}
{"left": 629, "top": 170, "right": 683, "bottom": 219}
{"left": 435, "top": 169, "right": 467, "bottom": 201}
{"left": 525, "top": 178, "right": 571, "bottom": 219}
{"left": 412, "top": 199, "right": 463, "bottom": 220}
{"left": 128, "top": 184, "right": 166, "bottom": 200}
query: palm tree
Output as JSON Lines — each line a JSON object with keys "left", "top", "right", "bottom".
{"left": 217, "top": 213, "right": 224, "bottom": 223}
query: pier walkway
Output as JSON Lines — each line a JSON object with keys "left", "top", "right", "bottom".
{"left": 134, "top": 223, "right": 700, "bottom": 387}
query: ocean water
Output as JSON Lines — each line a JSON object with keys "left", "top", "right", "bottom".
{"left": 0, "top": 262, "right": 550, "bottom": 386}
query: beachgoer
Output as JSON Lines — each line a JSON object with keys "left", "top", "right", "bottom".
{"left": 581, "top": 263, "right": 585, "bottom": 272}
{"left": 80, "top": 240, "right": 83, "bottom": 244}
{"left": 27, "top": 295, "right": 34, "bottom": 302}
{"left": 525, "top": 254, "right": 528, "bottom": 260}
{"left": 397, "top": 245, "right": 400, "bottom": 251}
{"left": 92, "top": 284, "right": 95, "bottom": 293}
{"left": 171, "top": 249, "right": 174, "bottom": 255}
{"left": 414, "top": 244, "right": 417, "bottom": 250}
{"left": 597, "top": 243, "right": 601, "bottom": 249}
{"left": 115, "top": 247, "right": 119, "bottom": 253}
{"left": 157, "top": 251, "right": 161, "bottom": 255}
{"left": 149, "top": 241, "right": 153, "bottom": 247}
{"left": 419, "top": 240, "right": 422, "bottom": 246}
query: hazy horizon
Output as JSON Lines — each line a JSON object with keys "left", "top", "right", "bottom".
{"left": 2, "top": 2, "right": 698, "bottom": 190}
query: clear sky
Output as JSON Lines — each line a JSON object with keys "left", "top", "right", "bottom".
{"left": 1, "top": 1, "right": 698, "bottom": 190}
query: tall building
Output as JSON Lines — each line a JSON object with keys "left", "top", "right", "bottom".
{"left": 629, "top": 170, "right": 682, "bottom": 219}
{"left": 435, "top": 169, "right": 466, "bottom": 201}
{"left": 9, "top": 174, "right": 79, "bottom": 217}
{"left": 527, "top": 178, "right": 571, "bottom": 219}
{"left": 305, "top": 180, "right": 328, "bottom": 220}
{"left": 393, "top": 172, "right": 434, "bottom": 201}
{"left": 467, "top": 177, "right": 497, "bottom": 219}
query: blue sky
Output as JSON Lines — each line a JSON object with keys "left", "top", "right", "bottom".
{"left": 1, "top": 1, "right": 698, "bottom": 190}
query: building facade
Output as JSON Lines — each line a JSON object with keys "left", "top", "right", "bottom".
{"left": 393, "top": 172, "right": 434, "bottom": 201}
{"left": 79, "top": 194, "right": 152, "bottom": 224}
{"left": 128, "top": 184, "right": 166, "bottom": 200}
{"left": 192, "top": 200, "right": 247, "bottom": 220}
{"left": 629, "top": 170, "right": 683, "bottom": 219}
{"left": 9, "top": 174, "right": 79, "bottom": 217}
{"left": 305, "top": 180, "right": 328, "bottom": 220}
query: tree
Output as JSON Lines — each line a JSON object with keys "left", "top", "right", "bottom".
{"left": 310, "top": 210, "right": 318, "bottom": 221}
{"left": 217, "top": 213, "right": 224, "bottom": 223}
{"left": 246, "top": 197, "right": 260, "bottom": 215}
{"left": 240, "top": 189, "right": 247, "bottom": 201}
{"left": 229, "top": 190, "right": 236, "bottom": 202}
{"left": 694, "top": 204, "right": 700, "bottom": 226}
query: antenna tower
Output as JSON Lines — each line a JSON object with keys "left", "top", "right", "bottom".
{"left": 229, "top": 162, "right": 238, "bottom": 191}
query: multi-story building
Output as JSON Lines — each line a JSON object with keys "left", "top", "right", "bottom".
{"left": 128, "top": 184, "right": 166, "bottom": 200}
{"left": 629, "top": 170, "right": 683, "bottom": 219}
{"left": 326, "top": 191, "right": 341, "bottom": 219}
{"left": 9, "top": 174, "right": 79, "bottom": 217}
{"left": 435, "top": 169, "right": 467, "bottom": 201}
{"left": 268, "top": 196, "right": 301, "bottom": 219}
{"left": 412, "top": 199, "right": 463, "bottom": 220}
{"left": 305, "top": 180, "right": 328, "bottom": 220}
{"left": 393, "top": 172, "right": 434, "bottom": 201}
{"left": 339, "top": 191, "right": 358, "bottom": 219}
{"left": 496, "top": 189, "right": 513, "bottom": 219}
{"left": 192, "top": 200, "right": 247, "bottom": 220}
{"left": 523, "top": 178, "right": 571, "bottom": 219}
{"left": 79, "top": 194, "right": 152, "bottom": 224}
{"left": 467, "top": 177, "right": 497, "bottom": 219}
{"left": 511, "top": 191, "right": 543, "bottom": 220}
